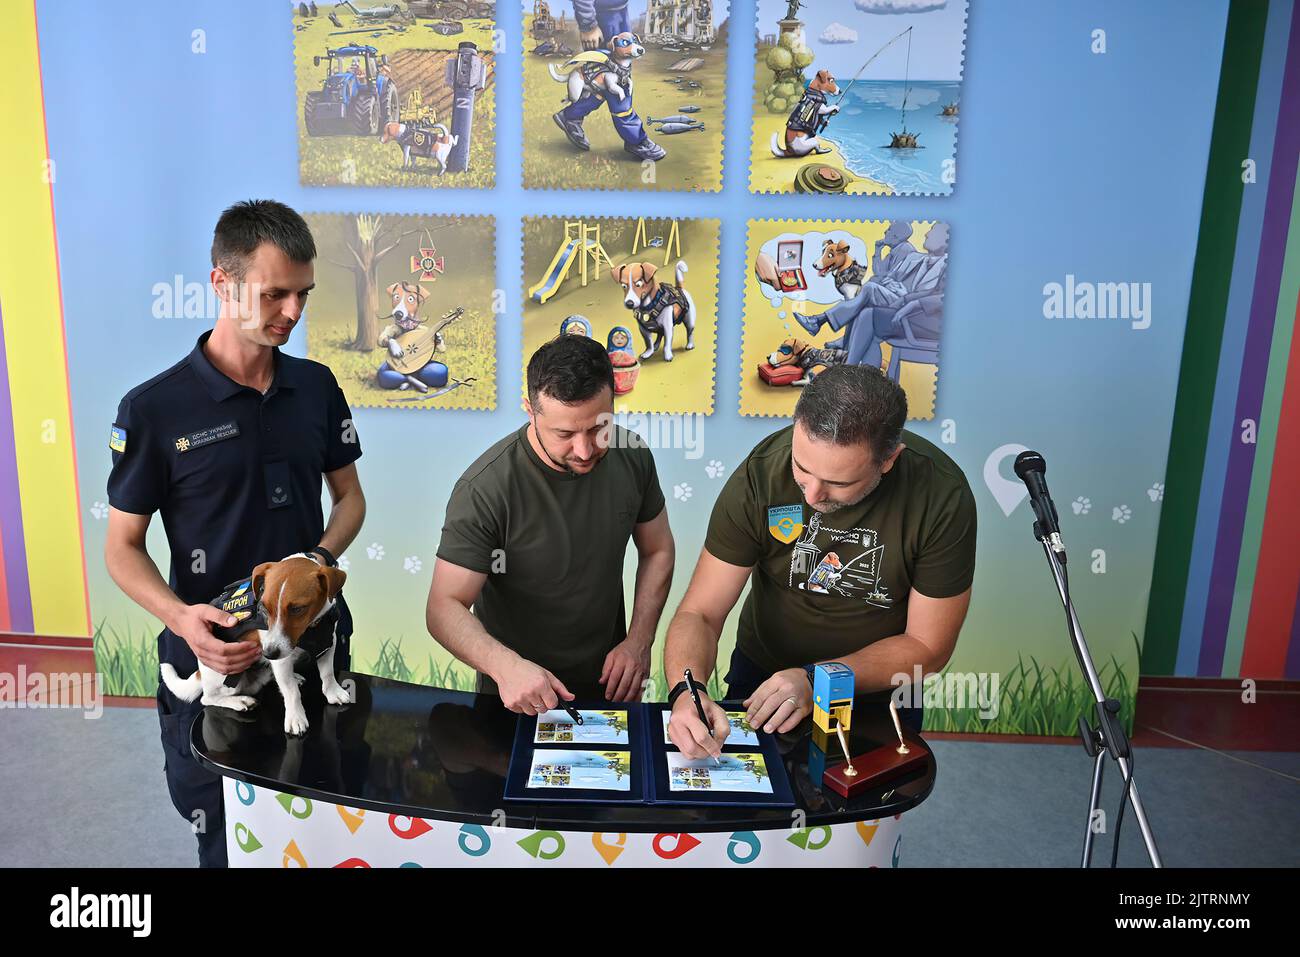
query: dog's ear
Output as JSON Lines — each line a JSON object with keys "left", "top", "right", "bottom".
{"left": 386, "top": 282, "right": 401, "bottom": 297}
{"left": 640, "top": 262, "right": 657, "bottom": 282}
{"left": 611, "top": 263, "right": 627, "bottom": 284}
{"left": 251, "top": 561, "right": 275, "bottom": 602}
{"left": 836, "top": 241, "right": 851, "bottom": 255}
{"left": 414, "top": 284, "right": 429, "bottom": 303}
{"left": 317, "top": 566, "right": 347, "bottom": 601}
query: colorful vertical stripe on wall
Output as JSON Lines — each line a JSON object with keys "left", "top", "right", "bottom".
{"left": 1145, "top": 0, "right": 1300, "bottom": 679}
{"left": 0, "top": 3, "right": 91, "bottom": 638}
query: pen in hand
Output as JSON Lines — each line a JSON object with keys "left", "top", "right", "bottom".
{"left": 684, "top": 668, "right": 721, "bottom": 766}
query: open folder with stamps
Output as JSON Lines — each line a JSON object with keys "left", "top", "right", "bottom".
{"left": 504, "top": 703, "right": 794, "bottom": 807}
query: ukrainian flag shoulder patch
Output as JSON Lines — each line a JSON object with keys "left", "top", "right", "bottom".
{"left": 109, "top": 425, "right": 128, "bottom": 453}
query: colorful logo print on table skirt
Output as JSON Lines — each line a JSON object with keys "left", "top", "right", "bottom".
{"left": 458, "top": 824, "right": 492, "bottom": 857}
{"left": 652, "top": 833, "right": 701, "bottom": 859}
{"left": 593, "top": 832, "right": 627, "bottom": 865}
{"left": 517, "top": 830, "right": 565, "bottom": 860}
{"left": 726, "top": 831, "right": 761, "bottom": 864}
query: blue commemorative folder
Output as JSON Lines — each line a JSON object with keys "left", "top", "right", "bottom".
{"left": 503, "top": 701, "right": 795, "bottom": 808}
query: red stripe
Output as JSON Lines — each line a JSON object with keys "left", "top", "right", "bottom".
{"left": 31, "top": 0, "right": 92, "bottom": 637}
{"left": 1243, "top": 291, "right": 1300, "bottom": 673}
{"left": 0, "top": 509, "right": 11, "bottom": 631}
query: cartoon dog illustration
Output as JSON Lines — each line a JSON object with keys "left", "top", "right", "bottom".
{"left": 549, "top": 32, "right": 665, "bottom": 162}
{"left": 763, "top": 336, "right": 846, "bottom": 386}
{"left": 814, "top": 238, "right": 868, "bottom": 301}
{"left": 378, "top": 281, "right": 432, "bottom": 357}
{"left": 375, "top": 281, "right": 450, "bottom": 392}
{"left": 612, "top": 260, "right": 696, "bottom": 362}
{"left": 381, "top": 121, "right": 458, "bottom": 173}
{"left": 771, "top": 69, "right": 841, "bottom": 158}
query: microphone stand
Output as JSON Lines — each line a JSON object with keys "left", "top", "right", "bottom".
{"left": 1032, "top": 520, "right": 1163, "bottom": 867}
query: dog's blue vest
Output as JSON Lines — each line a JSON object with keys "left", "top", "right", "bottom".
{"left": 208, "top": 577, "right": 339, "bottom": 686}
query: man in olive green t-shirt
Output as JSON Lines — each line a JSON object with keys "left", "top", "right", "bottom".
{"left": 427, "top": 335, "right": 675, "bottom": 714}
{"left": 664, "top": 365, "right": 976, "bottom": 759}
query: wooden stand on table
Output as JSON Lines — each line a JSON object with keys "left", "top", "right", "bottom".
{"left": 823, "top": 698, "right": 929, "bottom": 798}
{"left": 823, "top": 732, "right": 931, "bottom": 798}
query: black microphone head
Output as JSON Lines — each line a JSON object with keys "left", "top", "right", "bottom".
{"left": 1014, "top": 450, "right": 1046, "bottom": 480}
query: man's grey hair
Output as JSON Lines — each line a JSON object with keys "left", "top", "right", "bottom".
{"left": 793, "top": 365, "right": 908, "bottom": 464}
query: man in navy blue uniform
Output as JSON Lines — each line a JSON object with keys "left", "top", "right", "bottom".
{"left": 104, "top": 200, "right": 366, "bottom": 867}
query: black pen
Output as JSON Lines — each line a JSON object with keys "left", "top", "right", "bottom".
{"left": 561, "top": 704, "right": 584, "bottom": 725}
{"left": 683, "top": 668, "right": 721, "bottom": 766}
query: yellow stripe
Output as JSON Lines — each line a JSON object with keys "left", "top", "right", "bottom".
{"left": 0, "top": 6, "right": 90, "bottom": 637}
{"left": 613, "top": 109, "right": 633, "bottom": 117}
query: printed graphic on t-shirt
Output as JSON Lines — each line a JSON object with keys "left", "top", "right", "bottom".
{"left": 787, "top": 511, "right": 893, "bottom": 609}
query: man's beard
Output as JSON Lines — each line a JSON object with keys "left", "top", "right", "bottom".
{"left": 803, "top": 471, "right": 882, "bottom": 514}
{"left": 533, "top": 421, "right": 605, "bottom": 474}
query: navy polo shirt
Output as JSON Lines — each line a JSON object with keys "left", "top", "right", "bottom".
{"left": 107, "top": 331, "right": 362, "bottom": 672}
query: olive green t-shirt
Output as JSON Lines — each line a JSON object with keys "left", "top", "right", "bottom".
{"left": 705, "top": 425, "right": 976, "bottom": 675}
{"left": 436, "top": 424, "right": 666, "bottom": 695}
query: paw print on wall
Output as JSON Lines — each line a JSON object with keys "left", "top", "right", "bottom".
{"left": 1147, "top": 483, "right": 1165, "bottom": 502}
{"left": 366, "top": 542, "right": 385, "bottom": 560}
{"left": 705, "top": 460, "right": 725, "bottom": 479}
{"left": 1112, "top": 505, "right": 1132, "bottom": 524}
{"left": 1071, "top": 497, "right": 1091, "bottom": 516}
{"left": 403, "top": 556, "right": 423, "bottom": 574}
{"left": 90, "top": 501, "right": 108, "bottom": 520}
{"left": 336, "top": 555, "right": 351, "bottom": 571}
{"left": 674, "top": 483, "right": 693, "bottom": 502}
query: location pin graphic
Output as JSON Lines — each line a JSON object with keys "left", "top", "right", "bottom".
{"left": 983, "top": 443, "right": 1031, "bottom": 517}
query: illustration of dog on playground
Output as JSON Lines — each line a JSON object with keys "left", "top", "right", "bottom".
{"left": 521, "top": 215, "right": 720, "bottom": 414}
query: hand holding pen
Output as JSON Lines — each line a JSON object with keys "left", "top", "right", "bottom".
{"left": 668, "top": 668, "right": 729, "bottom": 764}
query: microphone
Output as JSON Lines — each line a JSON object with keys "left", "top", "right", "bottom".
{"left": 1014, "top": 450, "right": 1065, "bottom": 553}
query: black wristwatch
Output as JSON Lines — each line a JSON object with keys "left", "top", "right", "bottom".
{"left": 308, "top": 546, "right": 337, "bottom": 567}
{"left": 667, "top": 675, "right": 705, "bottom": 707}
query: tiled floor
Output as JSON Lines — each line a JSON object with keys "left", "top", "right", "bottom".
{"left": 2, "top": 703, "right": 1295, "bottom": 867}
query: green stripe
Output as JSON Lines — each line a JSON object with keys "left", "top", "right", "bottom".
{"left": 1222, "top": 161, "right": 1300, "bottom": 674}
{"left": 1142, "top": 0, "right": 1269, "bottom": 674}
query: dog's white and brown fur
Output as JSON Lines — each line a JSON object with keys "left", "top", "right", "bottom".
{"left": 379, "top": 281, "right": 442, "bottom": 360}
{"left": 771, "top": 69, "right": 841, "bottom": 158}
{"left": 814, "top": 238, "right": 866, "bottom": 300}
{"left": 767, "top": 335, "right": 846, "bottom": 386}
{"left": 381, "top": 121, "right": 457, "bottom": 173}
{"left": 612, "top": 259, "right": 696, "bottom": 362}
{"left": 159, "top": 555, "right": 353, "bottom": 736}
{"left": 548, "top": 31, "right": 644, "bottom": 104}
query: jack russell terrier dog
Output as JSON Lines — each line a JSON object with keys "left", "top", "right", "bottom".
{"left": 160, "top": 554, "right": 354, "bottom": 736}
{"left": 378, "top": 280, "right": 441, "bottom": 360}
{"left": 381, "top": 121, "right": 457, "bottom": 174}
{"left": 764, "top": 336, "right": 847, "bottom": 386}
{"left": 612, "top": 259, "right": 696, "bottom": 362}
{"left": 548, "top": 32, "right": 644, "bottom": 108}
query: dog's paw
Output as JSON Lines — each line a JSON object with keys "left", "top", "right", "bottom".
{"left": 640, "top": 348, "right": 655, "bottom": 360}
{"left": 293, "top": 673, "right": 306, "bottom": 687}
{"left": 284, "top": 708, "right": 310, "bottom": 736}
{"left": 218, "top": 695, "right": 258, "bottom": 712}
{"left": 325, "top": 682, "right": 355, "bottom": 707}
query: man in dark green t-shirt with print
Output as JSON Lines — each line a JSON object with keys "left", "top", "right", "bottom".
{"left": 427, "top": 335, "right": 675, "bottom": 714}
{"left": 664, "top": 365, "right": 976, "bottom": 759}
